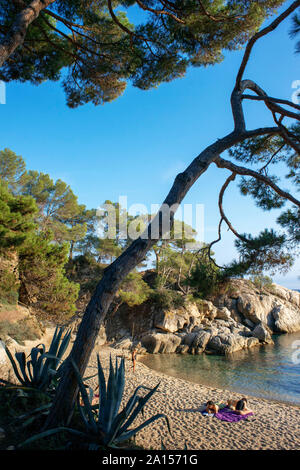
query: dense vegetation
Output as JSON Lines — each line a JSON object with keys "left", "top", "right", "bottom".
{"left": 1, "top": 139, "right": 298, "bottom": 325}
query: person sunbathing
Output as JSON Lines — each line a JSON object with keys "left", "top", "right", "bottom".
{"left": 227, "top": 399, "right": 238, "bottom": 410}
{"left": 205, "top": 400, "right": 219, "bottom": 414}
{"left": 227, "top": 397, "right": 253, "bottom": 415}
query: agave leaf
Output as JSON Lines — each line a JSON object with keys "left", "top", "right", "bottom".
{"left": 4, "top": 346, "right": 25, "bottom": 385}
{"left": 19, "top": 416, "right": 37, "bottom": 429}
{"left": 26, "top": 360, "right": 34, "bottom": 383}
{"left": 97, "top": 354, "right": 107, "bottom": 423}
{"left": 48, "top": 327, "right": 61, "bottom": 357}
{"left": 9, "top": 403, "right": 52, "bottom": 425}
{"left": 28, "top": 347, "right": 44, "bottom": 382}
{"left": 120, "top": 385, "right": 152, "bottom": 419}
{"left": 33, "top": 348, "right": 48, "bottom": 382}
{"left": 76, "top": 395, "right": 91, "bottom": 430}
{"left": 42, "top": 328, "right": 61, "bottom": 373}
{"left": 15, "top": 352, "right": 30, "bottom": 384}
{"left": 28, "top": 343, "right": 45, "bottom": 352}
{"left": 109, "top": 386, "right": 151, "bottom": 439}
{"left": 105, "top": 404, "right": 132, "bottom": 445}
{"left": 71, "top": 359, "right": 98, "bottom": 434}
{"left": 88, "top": 443, "right": 100, "bottom": 451}
{"left": 103, "top": 355, "right": 117, "bottom": 433}
{"left": 56, "top": 328, "right": 71, "bottom": 360}
{"left": 82, "top": 372, "right": 98, "bottom": 381}
{"left": 38, "top": 353, "right": 65, "bottom": 389}
{"left": 18, "top": 427, "right": 87, "bottom": 449}
{"left": 119, "top": 382, "right": 161, "bottom": 436}
{"left": 108, "top": 384, "right": 161, "bottom": 445}
{"left": 115, "top": 413, "right": 172, "bottom": 444}
{"left": 112, "top": 356, "right": 125, "bottom": 419}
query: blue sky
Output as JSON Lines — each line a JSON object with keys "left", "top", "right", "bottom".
{"left": 0, "top": 3, "right": 299, "bottom": 289}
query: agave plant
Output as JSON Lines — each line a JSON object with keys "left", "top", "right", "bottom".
{"left": 1, "top": 326, "right": 72, "bottom": 393}
{"left": 19, "top": 353, "right": 171, "bottom": 449}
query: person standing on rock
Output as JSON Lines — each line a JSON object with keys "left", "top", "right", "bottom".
{"left": 131, "top": 347, "right": 137, "bottom": 373}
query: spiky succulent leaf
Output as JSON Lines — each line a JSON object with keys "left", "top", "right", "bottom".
{"left": 4, "top": 346, "right": 24, "bottom": 384}
{"left": 118, "top": 382, "right": 161, "bottom": 436}
{"left": 70, "top": 359, "right": 98, "bottom": 434}
{"left": 115, "top": 413, "right": 172, "bottom": 444}
{"left": 4, "top": 327, "right": 71, "bottom": 391}
{"left": 19, "top": 427, "right": 86, "bottom": 449}
{"left": 97, "top": 354, "right": 107, "bottom": 423}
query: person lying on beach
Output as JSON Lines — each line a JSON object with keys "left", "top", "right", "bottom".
{"left": 205, "top": 400, "right": 219, "bottom": 414}
{"left": 227, "top": 399, "right": 238, "bottom": 410}
{"left": 227, "top": 398, "right": 253, "bottom": 415}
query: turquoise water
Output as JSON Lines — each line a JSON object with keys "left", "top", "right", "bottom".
{"left": 140, "top": 332, "right": 300, "bottom": 406}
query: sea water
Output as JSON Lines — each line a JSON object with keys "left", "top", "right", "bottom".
{"left": 139, "top": 332, "right": 300, "bottom": 405}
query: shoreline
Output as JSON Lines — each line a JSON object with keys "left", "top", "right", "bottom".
{"left": 138, "top": 354, "right": 300, "bottom": 410}
{"left": 87, "top": 345, "right": 300, "bottom": 450}
{"left": 138, "top": 356, "right": 300, "bottom": 410}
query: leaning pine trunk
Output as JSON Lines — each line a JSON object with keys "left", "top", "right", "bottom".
{"left": 44, "top": 128, "right": 276, "bottom": 427}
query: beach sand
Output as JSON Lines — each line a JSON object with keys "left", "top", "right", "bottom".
{"left": 84, "top": 345, "right": 300, "bottom": 451}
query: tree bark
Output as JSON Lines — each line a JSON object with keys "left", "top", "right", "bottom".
{"left": 44, "top": 126, "right": 279, "bottom": 428}
{"left": 0, "top": 0, "right": 56, "bottom": 67}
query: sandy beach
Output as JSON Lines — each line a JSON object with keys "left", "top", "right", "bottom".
{"left": 84, "top": 345, "right": 300, "bottom": 451}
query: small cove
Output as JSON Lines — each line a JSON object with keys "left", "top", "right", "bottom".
{"left": 139, "top": 332, "right": 300, "bottom": 406}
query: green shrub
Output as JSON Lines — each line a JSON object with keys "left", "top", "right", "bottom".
{"left": 250, "top": 274, "right": 274, "bottom": 291}
{"left": 187, "top": 262, "right": 224, "bottom": 299}
{"left": 0, "top": 318, "right": 41, "bottom": 345}
{"left": 18, "top": 234, "right": 79, "bottom": 320}
{"left": 0, "top": 269, "right": 19, "bottom": 304}
{"left": 118, "top": 272, "right": 152, "bottom": 308}
{"left": 150, "top": 288, "right": 185, "bottom": 309}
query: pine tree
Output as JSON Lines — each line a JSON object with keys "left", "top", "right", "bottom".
{"left": 0, "top": 182, "right": 37, "bottom": 304}
{"left": 18, "top": 230, "right": 79, "bottom": 319}
{"left": 0, "top": 1, "right": 286, "bottom": 107}
{"left": 0, "top": 148, "right": 26, "bottom": 193}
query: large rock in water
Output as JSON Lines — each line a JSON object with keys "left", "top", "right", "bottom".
{"left": 102, "top": 279, "right": 300, "bottom": 356}
{"left": 140, "top": 332, "right": 182, "bottom": 354}
{"left": 153, "top": 303, "right": 203, "bottom": 333}
{"left": 215, "top": 279, "right": 300, "bottom": 334}
{"left": 252, "top": 322, "right": 273, "bottom": 344}
{"left": 271, "top": 304, "right": 300, "bottom": 333}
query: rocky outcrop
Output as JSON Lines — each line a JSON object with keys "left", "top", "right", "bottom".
{"left": 216, "top": 279, "right": 300, "bottom": 334}
{"left": 102, "top": 279, "right": 300, "bottom": 357}
{"left": 153, "top": 303, "right": 203, "bottom": 333}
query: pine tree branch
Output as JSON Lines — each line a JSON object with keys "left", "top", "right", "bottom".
{"left": 135, "top": 0, "right": 185, "bottom": 24}
{"left": 215, "top": 156, "right": 300, "bottom": 208}
{"left": 217, "top": 173, "right": 249, "bottom": 244}
{"left": 236, "top": 0, "right": 300, "bottom": 88}
{"left": 0, "top": 0, "right": 57, "bottom": 67}
{"left": 242, "top": 94, "right": 300, "bottom": 113}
